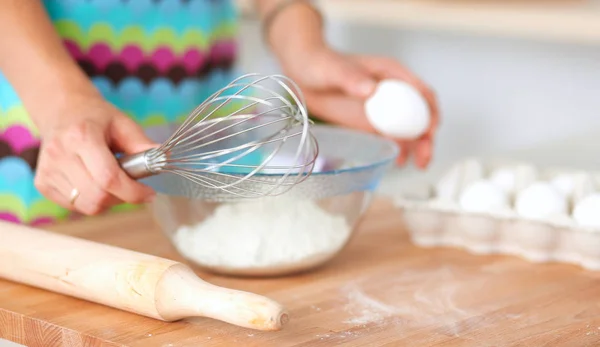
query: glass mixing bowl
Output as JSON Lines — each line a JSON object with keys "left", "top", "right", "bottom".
{"left": 141, "top": 124, "right": 398, "bottom": 277}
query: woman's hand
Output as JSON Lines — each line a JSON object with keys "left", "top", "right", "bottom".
{"left": 34, "top": 95, "right": 157, "bottom": 216}
{"left": 0, "top": 1, "right": 157, "bottom": 215}
{"left": 257, "top": 1, "right": 438, "bottom": 168}
{"left": 279, "top": 47, "right": 439, "bottom": 169}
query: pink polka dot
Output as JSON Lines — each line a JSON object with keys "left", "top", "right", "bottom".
{"left": 151, "top": 47, "right": 176, "bottom": 73}
{"left": 0, "top": 125, "right": 40, "bottom": 154}
{"left": 182, "top": 49, "right": 207, "bottom": 74}
{"left": 0, "top": 212, "right": 21, "bottom": 224}
{"left": 88, "top": 43, "right": 114, "bottom": 71}
{"left": 120, "top": 45, "right": 145, "bottom": 72}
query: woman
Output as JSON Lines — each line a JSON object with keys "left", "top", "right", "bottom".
{"left": 0, "top": 0, "right": 438, "bottom": 225}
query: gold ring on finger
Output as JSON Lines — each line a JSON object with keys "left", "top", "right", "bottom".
{"left": 69, "top": 188, "right": 80, "bottom": 206}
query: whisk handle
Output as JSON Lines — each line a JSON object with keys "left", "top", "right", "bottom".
{"left": 118, "top": 151, "right": 155, "bottom": 179}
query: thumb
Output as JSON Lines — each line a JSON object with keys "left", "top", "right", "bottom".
{"left": 324, "top": 55, "right": 377, "bottom": 99}
{"left": 110, "top": 115, "right": 158, "bottom": 154}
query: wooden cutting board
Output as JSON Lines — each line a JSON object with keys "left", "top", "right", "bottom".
{"left": 1, "top": 198, "right": 600, "bottom": 347}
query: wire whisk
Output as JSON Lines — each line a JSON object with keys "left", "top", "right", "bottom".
{"left": 118, "top": 73, "right": 319, "bottom": 201}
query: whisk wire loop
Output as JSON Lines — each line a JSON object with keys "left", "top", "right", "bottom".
{"left": 118, "top": 73, "right": 319, "bottom": 201}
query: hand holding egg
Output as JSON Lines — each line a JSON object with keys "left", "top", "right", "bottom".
{"left": 277, "top": 50, "right": 438, "bottom": 169}
{"left": 364, "top": 78, "right": 438, "bottom": 169}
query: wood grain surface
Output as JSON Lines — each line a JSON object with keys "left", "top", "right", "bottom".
{"left": 1, "top": 198, "right": 600, "bottom": 347}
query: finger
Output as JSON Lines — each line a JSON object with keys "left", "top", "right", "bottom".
{"left": 309, "top": 52, "right": 377, "bottom": 99}
{"left": 331, "top": 60, "right": 377, "bottom": 99}
{"left": 42, "top": 167, "right": 122, "bottom": 214}
{"left": 110, "top": 115, "right": 158, "bottom": 154}
{"left": 46, "top": 173, "right": 74, "bottom": 210}
{"left": 76, "top": 129, "right": 155, "bottom": 204}
{"left": 304, "top": 91, "right": 376, "bottom": 132}
{"left": 45, "top": 186, "right": 74, "bottom": 210}
{"left": 395, "top": 140, "right": 412, "bottom": 166}
{"left": 420, "top": 90, "right": 440, "bottom": 139}
{"left": 34, "top": 157, "right": 73, "bottom": 210}
{"left": 352, "top": 55, "right": 428, "bottom": 91}
{"left": 414, "top": 136, "right": 434, "bottom": 169}
{"left": 39, "top": 173, "right": 94, "bottom": 213}
{"left": 64, "top": 155, "right": 125, "bottom": 215}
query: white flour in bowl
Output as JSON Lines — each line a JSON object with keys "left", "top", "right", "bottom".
{"left": 172, "top": 196, "right": 352, "bottom": 268}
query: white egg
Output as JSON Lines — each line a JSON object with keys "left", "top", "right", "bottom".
{"left": 364, "top": 79, "right": 430, "bottom": 140}
{"left": 459, "top": 158, "right": 485, "bottom": 191}
{"left": 459, "top": 180, "right": 509, "bottom": 213}
{"left": 573, "top": 193, "right": 600, "bottom": 228}
{"left": 489, "top": 168, "right": 516, "bottom": 194}
{"left": 550, "top": 174, "right": 574, "bottom": 197}
{"left": 436, "top": 167, "right": 461, "bottom": 201}
{"left": 435, "top": 162, "right": 463, "bottom": 201}
{"left": 490, "top": 164, "right": 537, "bottom": 195}
{"left": 571, "top": 173, "right": 595, "bottom": 203}
{"left": 514, "top": 182, "right": 568, "bottom": 220}
{"left": 550, "top": 172, "right": 594, "bottom": 202}
{"left": 435, "top": 159, "right": 484, "bottom": 201}
{"left": 513, "top": 164, "right": 538, "bottom": 193}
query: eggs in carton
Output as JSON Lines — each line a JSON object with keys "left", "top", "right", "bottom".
{"left": 394, "top": 158, "right": 600, "bottom": 270}
{"left": 573, "top": 193, "right": 600, "bottom": 228}
{"left": 514, "top": 182, "right": 568, "bottom": 220}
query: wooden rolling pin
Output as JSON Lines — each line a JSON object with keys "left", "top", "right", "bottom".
{"left": 0, "top": 221, "right": 288, "bottom": 331}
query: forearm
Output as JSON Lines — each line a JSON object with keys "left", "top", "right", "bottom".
{"left": 254, "top": 0, "right": 325, "bottom": 65}
{"left": 0, "top": 0, "right": 99, "bottom": 130}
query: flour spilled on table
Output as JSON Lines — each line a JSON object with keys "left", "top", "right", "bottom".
{"left": 341, "top": 266, "right": 484, "bottom": 336}
{"left": 343, "top": 285, "right": 400, "bottom": 325}
{"left": 316, "top": 331, "right": 362, "bottom": 340}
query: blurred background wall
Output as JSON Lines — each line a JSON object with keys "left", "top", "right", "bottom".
{"left": 236, "top": 3, "right": 600, "bottom": 170}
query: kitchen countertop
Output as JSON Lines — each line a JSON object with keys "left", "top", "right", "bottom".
{"left": 2, "top": 198, "right": 600, "bottom": 346}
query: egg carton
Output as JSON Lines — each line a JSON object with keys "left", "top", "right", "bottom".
{"left": 394, "top": 157, "right": 600, "bottom": 270}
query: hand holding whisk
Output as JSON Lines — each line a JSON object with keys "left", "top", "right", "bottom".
{"left": 118, "top": 73, "right": 319, "bottom": 201}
